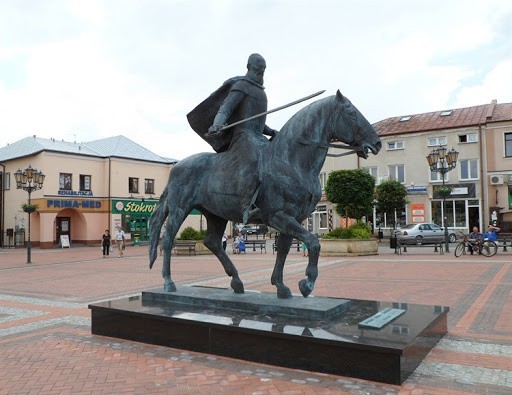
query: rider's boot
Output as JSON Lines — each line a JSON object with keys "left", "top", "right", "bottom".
{"left": 242, "top": 186, "right": 261, "bottom": 224}
{"left": 243, "top": 206, "right": 260, "bottom": 224}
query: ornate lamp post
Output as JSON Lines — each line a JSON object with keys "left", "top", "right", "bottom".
{"left": 14, "top": 165, "right": 45, "bottom": 263}
{"left": 426, "top": 147, "right": 459, "bottom": 252}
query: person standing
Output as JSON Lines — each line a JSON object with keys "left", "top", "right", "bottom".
{"left": 114, "top": 226, "right": 126, "bottom": 258}
{"left": 102, "top": 230, "right": 111, "bottom": 258}
{"left": 222, "top": 232, "right": 228, "bottom": 251}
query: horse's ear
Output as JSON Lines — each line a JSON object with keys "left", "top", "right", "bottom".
{"left": 336, "top": 90, "right": 344, "bottom": 101}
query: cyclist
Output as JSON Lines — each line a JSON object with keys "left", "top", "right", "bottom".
{"left": 468, "top": 226, "right": 483, "bottom": 255}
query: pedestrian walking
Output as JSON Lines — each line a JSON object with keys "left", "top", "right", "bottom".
{"left": 101, "top": 230, "right": 111, "bottom": 258}
{"left": 114, "top": 226, "right": 126, "bottom": 257}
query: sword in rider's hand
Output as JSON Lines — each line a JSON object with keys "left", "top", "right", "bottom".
{"left": 212, "top": 90, "right": 325, "bottom": 133}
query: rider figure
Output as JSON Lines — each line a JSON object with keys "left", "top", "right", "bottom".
{"left": 205, "top": 53, "right": 277, "bottom": 140}
{"left": 187, "top": 53, "right": 277, "bottom": 223}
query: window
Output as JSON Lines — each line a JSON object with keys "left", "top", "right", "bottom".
{"left": 79, "top": 175, "right": 91, "bottom": 191}
{"left": 440, "top": 110, "right": 453, "bottom": 116}
{"left": 505, "top": 133, "right": 512, "bottom": 157}
{"left": 315, "top": 205, "right": 327, "bottom": 229}
{"left": 3, "top": 172, "right": 10, "bottom": 190}
{"left": 388, "top": 164, "right": 405, "bottom": 183}
{"left": 429, "top": 169, "right": 448, "bottom": 182}
{"left": 129, "top": 177, "right": 139, "bottom": 193}
{"left": 318, "top": 172, "right": 327, "bottom": 190}
{"left": 362, "top": 166, "right": 378, "bottom": 178}
{"left": 145, "top": 178, "right": 155, "bottom": 194}
{"left": 427, "top": 136, "right": 447, "bottom": 147}
{"left": 460, "top": 159, "right": 478, "bottom": 180}
{"left": 387, "top": 141, "right": 404, "bottom": 150}
{"left": 458, "top": 133, "right": 477, "bottom": 143}
{"left": 59, "top": 173, "right": 72, "bottom": 190}
{"left": 400, "top": 116, "right": 412, "bottom": 122}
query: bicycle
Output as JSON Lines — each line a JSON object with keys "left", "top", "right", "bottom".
{"left": 454, "top": 235, "right": 497, "bottom": 257}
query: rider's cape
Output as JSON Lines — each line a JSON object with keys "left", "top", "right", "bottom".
{"left": 187, "top": 76, "right": 244, "bottom": 153}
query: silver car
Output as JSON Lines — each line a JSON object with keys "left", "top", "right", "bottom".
{"left": 396, "top": 223, "right": 457, "bottom": 245}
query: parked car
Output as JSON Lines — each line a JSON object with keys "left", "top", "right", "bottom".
{"left": 395, "top": 223, "right": 458, "bottom": 245}
{"left": 237, "top": 224, "right": 268, "bottom": 235}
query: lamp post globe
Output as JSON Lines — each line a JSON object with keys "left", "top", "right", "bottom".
{"left": 426, "top": 147, "right": 458, "bottom": 253}
{"left": 14, "top": 166, "right": 45, "bottom": 263}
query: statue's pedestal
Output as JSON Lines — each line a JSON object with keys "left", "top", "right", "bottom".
{"left": 89, "top": 286, "right": 447, "bottom": 385}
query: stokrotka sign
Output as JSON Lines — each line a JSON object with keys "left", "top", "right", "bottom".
{"left": 112, "top": 199, "right": 157, "bottom": 214}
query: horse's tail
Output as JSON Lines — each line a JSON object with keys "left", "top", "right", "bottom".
{"left": 149, "top": 187, "right": 169, "bottom": 269}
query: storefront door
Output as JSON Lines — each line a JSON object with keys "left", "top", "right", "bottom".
{"left": 56, "top": 217, "right": 71, "bottom": 243}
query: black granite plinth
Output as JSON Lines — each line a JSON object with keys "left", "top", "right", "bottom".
{"left": 89, "top": 286, "right": 448, "bottom": 385}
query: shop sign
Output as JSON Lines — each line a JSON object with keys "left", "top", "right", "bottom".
{"left": 407, "top": 186, "right": 427, "bottom": 194}
{"left": 112, "top": 199, "right": 157, "bottom": 214}
{"left": 47, "top": 199, "right": 101, "bottom": 208}
{"left": 57, "top": 190, "right": 94, "bottom": 196}
{"left": 410, "top": 203, "right": 425, "bottom": 223}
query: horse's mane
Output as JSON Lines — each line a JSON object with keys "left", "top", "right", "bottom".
{"left": 272, "top": 95, "right": 336, "bottom": 149}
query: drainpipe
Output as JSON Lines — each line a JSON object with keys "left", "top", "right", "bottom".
{"left": 479, "top": 124, "right": 486, "bottom": 230}
{"left": 0, "top": 163, "right": 4, "bottom": 247}
{"left": 108, "top": 157, "right": 111, "bottom": 233}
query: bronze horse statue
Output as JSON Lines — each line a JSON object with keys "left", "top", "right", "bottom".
{"left": 149, "top": 91, "right": 381, "bottom": 298}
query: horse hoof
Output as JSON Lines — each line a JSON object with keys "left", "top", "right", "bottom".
{"left": 298, "top": 279, "right": 313, "bottom": 298}
{"left": 231, "top": 278, "right": 245, "bottom": 294}
{"left": 277, "top": 285, "right": 292, "bottom": 299}
{"left": 164, "top": 282, "right": 177, "bottom": 292}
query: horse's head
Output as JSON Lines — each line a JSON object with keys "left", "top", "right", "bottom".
{"left": 331, "top": 90, "right": 381, "bottom": 158}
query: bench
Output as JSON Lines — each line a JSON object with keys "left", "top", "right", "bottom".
{"left": 272, "top": 239, "right": 301, "bottom": 254}
{"left": 497, "top": 237, "right": 509, "bottom": 252}
{"left": 244, "top": 239, "right": 267, "bottom": 253}
{"left": 395, "top": 238, "right": 445, "bottom": 255}
{"left": 173, "top": 240, "right": 197, "bottom": 256}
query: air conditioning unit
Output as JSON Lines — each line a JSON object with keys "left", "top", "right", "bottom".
{"left": 490, "top": 175, "right": 504, "bottom": 185}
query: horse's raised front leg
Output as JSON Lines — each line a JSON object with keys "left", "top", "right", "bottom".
{"left": 297, "top": 231, "right": 320, "bottom": 298}
{"left": 271, "top": 233, "right": 293, "bottom": 299}
{"left": 202, "top": 213, "right": 244, "bottom": 293}
{"left": 271, "top": 213, "right": 320, "bottom": 298}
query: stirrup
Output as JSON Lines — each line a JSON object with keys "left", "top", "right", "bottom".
{"left": 243, "top": 207, "right": 260, "bottom": 224}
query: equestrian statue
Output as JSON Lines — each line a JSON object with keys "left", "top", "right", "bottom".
{"left": 149, "top": 53, "right": 381, "bottom": 299}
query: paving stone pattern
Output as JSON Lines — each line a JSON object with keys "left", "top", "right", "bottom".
{"left": 0, "top": 241, "right": 511, "bottom": 394}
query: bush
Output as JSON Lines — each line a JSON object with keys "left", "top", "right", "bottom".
{"left": 323, "top": 222, "right": 372, "bottom": 239}
{"left": 178, "top": 227, "right": 205, "bottom": 240}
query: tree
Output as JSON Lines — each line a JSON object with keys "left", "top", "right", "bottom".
{"left": 325, "top": 169, "right": 375, "bottom": 224}
{"left": 374, "top": 179, "right": 408, "bottom": 228}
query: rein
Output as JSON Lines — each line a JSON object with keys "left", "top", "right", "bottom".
{"left": 296, "top": 137, "right": 365, "bottom": 157}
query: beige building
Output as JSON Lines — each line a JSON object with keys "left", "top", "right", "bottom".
{"left": 0, "top": 135, "right": 195, "bottom": 248}
{"left": 316, "top": 100, "right": 512, "bottom": 237}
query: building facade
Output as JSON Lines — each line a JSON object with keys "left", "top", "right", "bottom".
{"left": 316, "top": 100, "right": 512, "bottom": 236}
{"left": 0, "top": 135, "right": 188, "bottom": 248}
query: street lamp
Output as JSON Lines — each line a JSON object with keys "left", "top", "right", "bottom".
{"left": 14, "top": 165, "right": 45, "bottom": 263}
{"left": 426, "top": 147, "right": 459, "bottom": 252}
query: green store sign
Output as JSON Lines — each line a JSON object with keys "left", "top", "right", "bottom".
{"left": 112, "top": 199, "right": 157, "bottom": 214}
{"left": 111, "top": 199, "right": 202, "bottom": 215}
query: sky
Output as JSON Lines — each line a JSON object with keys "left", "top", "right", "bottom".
{"left": 1, "top": 0, "right": 512, "bottom": 160}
